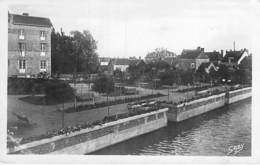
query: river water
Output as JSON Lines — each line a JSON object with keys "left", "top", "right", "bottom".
{"left": 92, "top": 99, "right": 251, "bottom": 156}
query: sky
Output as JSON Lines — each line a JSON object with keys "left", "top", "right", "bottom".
{"left": 8, "top": 0, "right": 260, "bottom": 58}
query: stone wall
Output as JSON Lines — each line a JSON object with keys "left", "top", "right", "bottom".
{"left": 228, "top": 87, "right": 251, "bottom": 104}
{"left": 8, "top": 108, "right": 168, "bottom": 154}
{"left": 167, "top": 87, "right": 251, "bottom": 122}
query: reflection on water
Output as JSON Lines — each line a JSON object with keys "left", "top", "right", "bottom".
{"left": 92, "top": 99, "right": 251, "bottom": 156}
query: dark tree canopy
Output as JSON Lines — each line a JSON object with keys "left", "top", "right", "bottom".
{"left": 92, "top": 75, "right": 114, "bottom": 94}
{"left": 51, "top": 29, "right": 99, "bottom": 75}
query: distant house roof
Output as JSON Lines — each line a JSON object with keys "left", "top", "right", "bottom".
{"left": 180, "top": 47, "right": 205, "bottom": 59}
{"left": 129, "top": 59, "right": 145, "bottom": 66}
{"left": 162, "top": 57, "right": 175, "bottom": 65}
{"left": 198, "top": 62, "right": 218, "bottom": 73}
{"left": 204, "top": 51, "right": 223, "bottom": 62}
{"left": 114, "top": 58, "right": 131, "bottom": 65}
{"left": 196, "top": 53, "right": 209, "bottom": 59}
{"left": 99, "top": 57, "right": 112, "bottom": 66}
{"left": 222, "top": 49, "right": 248, "bottom": 63}
{"left": 10, "top": 13, "right": 52, "bottom": 27}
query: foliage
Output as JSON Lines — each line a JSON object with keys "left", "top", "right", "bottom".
{"left": 113, "top": 69, "right": 124, "bottom": 81}
{"left": 51, "top": 29, "right": 99, "bottom": 74}
{"left": 92, "top": 75, "right": 115, "bottom": 94}
{"left": 8, "top": 77, "right": 46, "bottom": 95}
{"left": 44, "top": 80, "right": 74, "bottom": 103}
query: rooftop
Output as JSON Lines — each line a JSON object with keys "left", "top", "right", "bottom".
{"left": 9, "top": 13, "right": 52, "bottom": 27}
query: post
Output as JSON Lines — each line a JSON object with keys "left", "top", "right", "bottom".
{"left": 107, "top": 94, "right": 110, "bottom": 117}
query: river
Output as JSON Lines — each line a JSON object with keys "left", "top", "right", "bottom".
{"left": 92, "top": 98, "right": 251, "bottom": 156}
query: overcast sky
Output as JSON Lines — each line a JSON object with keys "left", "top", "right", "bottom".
{"left": 8, "top": 0, "right": 260, "bottom": 58}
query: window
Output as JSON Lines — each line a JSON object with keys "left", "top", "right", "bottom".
{"left": 40, "top": 43, "right": 47, "bottom": 56}
{"left": 40, "top": 43, "right": 47, "bottom": 52}
{"left": 18, "top": 43, "right": 26, "bottom": 56}
{"left": 18, "top": 29, "right": 24, "bottom": 39}
{"left": 40, "top": 31, "right": 46, "bottom": 40}
{"left": 18, "top": 60, "right": 26, "bottom": 73}
{"left": 40, "top": 60, "right": 47, "bottom": 71}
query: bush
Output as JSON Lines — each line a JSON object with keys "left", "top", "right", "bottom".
{"left": 44, "top": 80, "right": 74, "bottom": 104}
{"left": 8, "top": 77, "right": 47, "bottom": 95}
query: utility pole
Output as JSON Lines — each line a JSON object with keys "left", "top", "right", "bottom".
{"left": 73, "top": 41, "right": 78, "bottom": 112}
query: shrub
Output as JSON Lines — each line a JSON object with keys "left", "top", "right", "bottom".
{"left": 44, "top": 80, "right": 74, "bottom": 103}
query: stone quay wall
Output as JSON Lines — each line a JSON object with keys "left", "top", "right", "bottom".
{"left": 167, "top": 87, "right": 251, "bottom": 122}
{"left": 8, "top": 108, "right": 168, "bottom": 154}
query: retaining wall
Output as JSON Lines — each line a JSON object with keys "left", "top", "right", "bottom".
{"left": 8, "top": 108, "right": 168, "bottom": 154}
{"left": 166, "top": 87, "right": 251, "bottom": 122}
{"left": 227, "top": 87, "right": 251, "bottom": 104}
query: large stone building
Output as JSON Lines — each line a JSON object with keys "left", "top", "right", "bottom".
{"left": 8, "top": 12, "right": 53, "bottom": 77}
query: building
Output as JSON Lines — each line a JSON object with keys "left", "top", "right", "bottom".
{"left": 8, "top": 12, "right": 53, "bottom": 77}
{"left": 197, "top": 62, "right": 218, "bottom": 74}
{"left": 112, "top": 58, "right": 131, "bottom": 72}
{"left": 145, "top": 48, "right": 176, "bottom": 63}
{"left": 222, "top": 49, "right": 249, "bottom": 68}
{"left": 173, "top": 47, "right": 209, "bottom": 71}
{"left": 204, "top": 50, "right": 223, "bottom": 64}
{"left": 99, "top": 57, "right": 113, "bottom": 75}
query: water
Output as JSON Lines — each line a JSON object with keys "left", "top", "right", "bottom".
{"left": 92, "top": 99, "right": 251, "bottom": 156}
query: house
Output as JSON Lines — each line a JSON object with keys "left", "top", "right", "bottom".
{"left": 99, "top": 57, "right": 113, "bottom": 75}
{"left": 145, "top": 48, "right": 176, "bottom": 63}
{"left": 113, "top": 58, "right": 131, "bottom": 72}
{"left": 8, "top": 12, "right": 53, "bottom": 77}
{"left": 204, "top": 50, "right": 223, "bottom": 64}
{"left": 222, "top": 49, "right": 249, "bottom": 68}
{"left": 197, "top": 62, "right": 218, "bottom": 74}
{"left": 173, "top": 47, "right": 209, "bottom": 71}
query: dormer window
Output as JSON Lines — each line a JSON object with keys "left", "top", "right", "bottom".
{"left": 18, "top": 29, "right": 24, "bottom": 40}
{"left": 18, "top": 43, "right": 26, "bottom": 56}
{"left": 40, "top": 31, "right": 46, "bottom": 40}
{"left": 40, "top": 43, "right": 47, "bottom": 56}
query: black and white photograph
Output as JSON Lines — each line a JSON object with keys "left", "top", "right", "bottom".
{"left": 1, "top": 0, "right": 260, "bottom": 163}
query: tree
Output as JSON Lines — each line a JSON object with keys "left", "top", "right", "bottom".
{"left": 92, "top": 75, "right": 115, "bottom": 116}
{"left": 51, "top": 29, "right": 99, "bottom": 74}
{"left": 113, "top": 69, "right": 124, "bottom": 82}
{"left": 70, "top": 30, "right": 99, "bottom": 74}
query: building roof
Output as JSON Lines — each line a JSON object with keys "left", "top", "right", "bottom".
{"left": 180, "top": 47, "right": 204, "bottom": 59}
{"left": 198, "top": 62, "right": 218, "bottom": 73}
{"left": 10, "top": 13, "right": 52, "bottom": 27}
{"left": 204, "top": 51, "right": 223, "bottom": 62}
{"left": 222, "top": 49, "right": 247, "bottom": 63}
{"left": 114, "top": 58, "right": 131, "bottom": 65}
{"left": 196, "top": 52, "right": 209, "bottom": 59}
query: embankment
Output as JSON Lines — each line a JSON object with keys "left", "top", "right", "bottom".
{"left": 166, "top": 87, "right": 251, "bottom": 122}
{"left": 8, "top": 108, "right": 168, "bottom": 154}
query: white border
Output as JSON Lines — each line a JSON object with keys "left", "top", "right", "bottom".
{"left": 1, "top": 0, "right": 260, "bottom": 164}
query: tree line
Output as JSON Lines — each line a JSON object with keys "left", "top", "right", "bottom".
{"left": 51, "top": 29, "right": 99, "bottom": 75}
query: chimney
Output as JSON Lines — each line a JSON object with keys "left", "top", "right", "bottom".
{"left": 221, "top": 50, "right": 224, "bottom": 57}
{"left": 22, "top": 13, "right": 29, "bottom": 16}
{"left": 233, "top": 41, "right": 236, "bottom": 51}
{"left": 201, "top": 48, "right": 204, "bottom": 52}
{"left": 139, "top": 56, "right": 141, "bottom": 60}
